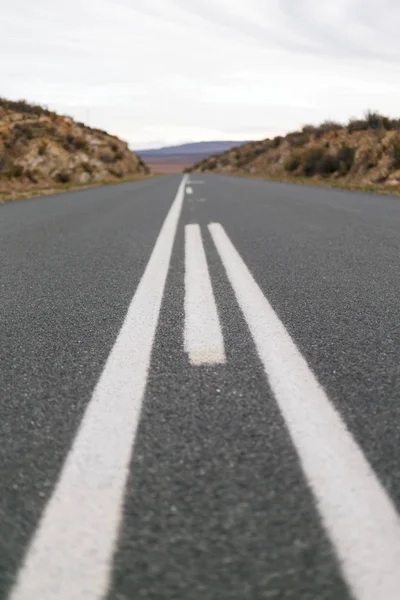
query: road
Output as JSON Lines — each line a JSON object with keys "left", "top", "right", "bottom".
{"left": 1, "top": 174, "right": 400, "bottom": 600}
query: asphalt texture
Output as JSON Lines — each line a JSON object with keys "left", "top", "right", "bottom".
{"left": 1, "top": 174, "right": 400, "bottom": 599}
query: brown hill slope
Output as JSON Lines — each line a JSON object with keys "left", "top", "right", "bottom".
{"left": 0, "top": 98, "right": 149, "bottom": 200}
{"left": 187, "top": 113, "right": 400, "bottom": 192}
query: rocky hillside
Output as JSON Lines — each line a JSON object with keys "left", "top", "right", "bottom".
{"left": 188, "top": 113, "right": 400, "bottom": 191}
{"left": 0, "top": 98, "right": 149, "bottom": 198}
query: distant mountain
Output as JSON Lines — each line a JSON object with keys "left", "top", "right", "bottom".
{"left": 135, "top": 141, "right": 252, "bottom": 173}
{"left": 136, "top": 141, "right": 251, "bottom": 158}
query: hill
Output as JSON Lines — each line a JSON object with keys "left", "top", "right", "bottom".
{"left": 0, "top": 98, "right": 149, "bottom": 201}
{"left": 136, "top": 141, "right": 250, "bottom": 174}
{"left": 187, "top": 113, "right": 400, "bottom": 193}
{"left": 137, "top": 141, "right": 249, "bottom": 157}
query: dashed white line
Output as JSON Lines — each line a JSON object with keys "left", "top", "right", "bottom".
{"left": 186, "top": 186, "right": 193, "bottom": 194}
{"left": 209, "top": 222, "right": 400, "bottom": 600}
{"left": 184, "top": 224, "right": 226, "bottom": 365}
{"left": 9, "top": 175, "right": 188, "bottom": 600}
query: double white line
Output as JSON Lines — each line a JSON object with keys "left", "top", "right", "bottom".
{"left": 10, "top": 177, "right": 400, "bottom": 600}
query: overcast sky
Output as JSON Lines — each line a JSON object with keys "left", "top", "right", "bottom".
{"left": 2, "top": 0, "right": 400, "bottom": 149}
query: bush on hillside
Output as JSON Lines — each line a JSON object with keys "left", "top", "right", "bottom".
{"left": 287, "top": 132, "right": 309, "bottom": 147}
{"left": 285, "top": 145, "right": 354, "bottom": 178}
{"left": 62, "top": 135, "right": 89, "bottom": 152}
{"left": 347, "top": 118, "right": 369, "bottom": 133}
{"left": 38, "top": 141, "right": 48, "bottom": 156}
{"left": 314, "top": 120, "right": 343, "bottom": 139}
{"left": 7, "top": 164, "right": 24, "bottom": 178}
{"left": 82, "top": 162, "right": 94, "bottom": 174}
{"left": 365, "top": 111, "right": 384, "bottom": 130}
{"left": 316, "top": 152, "right": 340, "bottom": 175}
{"left": 300, "top": 147, "right": 325, "bottom": 176}
{"left": 54, "top": 171, "right": 70, "bottom": 183}
{"left": 337, "top": 146, "right": 355, "bottom": 174}
{"left": 390, "top": 135, "right": 400, "bottom": 169}
{"left": 271, "top": 136, "right": 283, "bottom": 148}
{"left": 284, "top": 153, "right": 301, "bottom": 172}
{"left": 347, "top": 111, "right": 400, "bottom": 134}
{"left": 0, "top": 97, "right": 53, "bottom": 117}
{"left": 302, "top": 124, "right": 318, "bottom": 135}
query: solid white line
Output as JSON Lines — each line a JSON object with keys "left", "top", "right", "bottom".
{"left": 184, "top": 224, "right": 226, "bottom": 365}
{"left": 10, "top": 175, "right": 188, "bottom": 600}
{"left": 209, "top": 222, "right": 400, "bottom": 600}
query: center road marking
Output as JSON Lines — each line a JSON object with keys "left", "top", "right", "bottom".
{"left": 209, "top": 222, "right": 400, "bottom": 600}
{"left": 184, "top": 224, "right": 225, "bottom": 365}
{"left": 186, "top": 186, "right": 193, "bottom": 194}
{"left": 9, "top": 176, "right": 188, "bottom": 600}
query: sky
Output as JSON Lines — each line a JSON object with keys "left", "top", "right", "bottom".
{"left": 2, "top": 0, "right": 400, "bottom": 149}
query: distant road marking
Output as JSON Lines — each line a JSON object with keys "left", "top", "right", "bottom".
{"left": 10, "top": 176, "right": 188, "bottom": 600}
{"left": 209, "top": 222, "right": 400, "bottom": 600}
{"left": 197, "top": 198, "right": 207, "bottom": 202}
{"left": 184, "top": 224, "right": 225, "bottom": 365}
{"left": 186, "top": 186, "right": 193, "bottom": 194}
{"left": 189, "top": 180, "right": 204, "bottom": 184}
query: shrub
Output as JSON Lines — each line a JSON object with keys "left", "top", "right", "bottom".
{"left": 252, "top": 145, "right": 266, "bottom": 157}
{"left": 347, "top": 118, "right": 369, "bottom": 133}
{"left": 114, "top": 151, "right": 123, "bottom": 161}
{"left": 74, "top": 137, "right": 88, "bottom": 151}
{"left": 12, "top": 123, "right": 34, "bottom": 140}
{"left": 287, "top": 133, "right": 309, "bottom": 147}
{"left": 38, "top": 141, "right": 47, "bottom": 156}
{"left": 62, "top": 135, "right": 88, "bottom": 152}
{"left": 82, "top": 162, "right": 94, "bottom": 174}
{"left": 300, "top": 147, "right": 325, "bottom": 176}
{"left": 365, "top": 110, "right": 384, "bottom": 130}
{"left": 108, "top": 168, "right": 123, "bottom": 178}
{"left": 315, "top": 120, "right": 343, "bottom": 139}
{"left": 284, "top": 153, "right": 301, "bottom": 172}
{"left": 302, "top": 124, "right": 317, "bottom": 135}
{"left": 390, "top": 135, "right": 400, "bottom": 169}
{"left": 25, "top": 169, "right": 38, "bottom": 183}
{"left": 0, "top": 97, "right": 52, "bottom": 117}
{"left": 99, "top": 152, "right": 115, "bottom": 164}
{"left": 316, "top": 153, "right": 340, "bottom": 175}
{"left": 7, "top": 164, "right": 24, "bottom": 178}
{"left": 55, "top": 171, "right": 70, "bottom": 183}
{"left": 271, "top": 136, "right": 283, "bottom": 148}
{"left": 337, "top": 146, "right": 355, "bottom": 174}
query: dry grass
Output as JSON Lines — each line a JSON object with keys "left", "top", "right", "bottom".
{"left": 0, "top": 174, "right": 157, "bottom": 204}
{"left": 195, "top": 169, "right": 400, "bottom": 198}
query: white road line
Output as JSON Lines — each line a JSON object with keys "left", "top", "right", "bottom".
{"left": 209, "top": 222, "right": 400, "bottom": 600}
{"left": 186, "top": 186, "right": 193, "bottom": 195}
{"left": 189, "top": 180, "right": 204, "bottom": 184}
{"left": 184, "top": 224, "right": 226, "bottom": 365}
{"left": 10, "top": 175, "right": 188, "bottom": 600}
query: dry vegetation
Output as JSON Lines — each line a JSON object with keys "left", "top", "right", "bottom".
{"left": 0, "top": 98, "right": 150, "bottom": 201}
{"left": 187, "top": 112, "right": 400, "bottom": 194}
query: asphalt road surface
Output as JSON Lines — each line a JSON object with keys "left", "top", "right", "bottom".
{"left": 1, "top": 174, "right": 400, "bottom": 600}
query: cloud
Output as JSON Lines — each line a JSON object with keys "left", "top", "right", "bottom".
{"left": 2, "top": 0, "right": 400, "bottom": 146}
